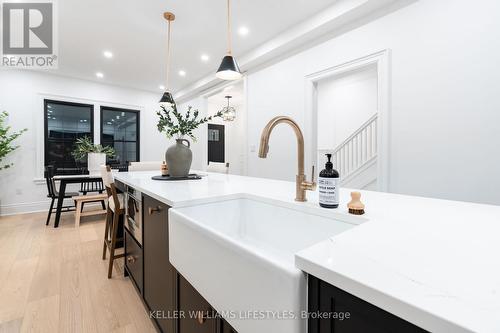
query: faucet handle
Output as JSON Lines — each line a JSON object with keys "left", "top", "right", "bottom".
{"left": 301, "top": 165, "right": 317, "bottom": 192}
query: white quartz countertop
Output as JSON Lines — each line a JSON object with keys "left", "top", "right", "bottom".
{"left": 115, "top": 171, "right": 500, "bottom": 333}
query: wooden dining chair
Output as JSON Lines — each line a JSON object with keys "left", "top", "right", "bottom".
{"left": 79, "top": 178, "right": 106, "bottom": 210}
{"left": 100, "top": 165, "right": 125, "bottom": 278}
{"left": 72, "top": 193, "right": 108, "bottom": 228}
{"left": 44, "top": 166, "right": 79, "bottom": 226}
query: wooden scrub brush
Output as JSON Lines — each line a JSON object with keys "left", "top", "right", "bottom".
{"left": 347, "top": 191, "right": 365, "bottom": 215}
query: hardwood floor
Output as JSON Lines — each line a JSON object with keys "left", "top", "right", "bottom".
{"left": 0, "top": 211, "right": 156, "bottom": 333}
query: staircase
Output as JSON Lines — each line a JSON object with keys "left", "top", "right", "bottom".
{"left": 318, "top": 113, "right": 378, "bottom": 190}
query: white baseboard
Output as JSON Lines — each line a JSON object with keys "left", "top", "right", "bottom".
{"left": 0, "top": 200, "right": 51, "bottom": 216}
{"left": 0, "top": 198, "right": 95, "bottom": 217}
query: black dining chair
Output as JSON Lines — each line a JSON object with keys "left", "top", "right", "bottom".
{"left": 44, "top": 166, "right": 79, "bottom": 226}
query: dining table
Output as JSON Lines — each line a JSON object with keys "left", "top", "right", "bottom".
{"left": 52, "top": 173, "right": 103, "bottom": 228}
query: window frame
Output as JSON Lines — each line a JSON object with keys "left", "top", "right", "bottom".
{"left": 99, "top": 106, "right": 140, "bottom": 165}
{"left": 43, "top": 99, "right": 95, "bottom": 170}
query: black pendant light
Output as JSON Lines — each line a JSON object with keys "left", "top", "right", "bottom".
{"left": 216, "top": 0, "right": 242, "bottom": 80}
{"left": 159, "top": 12, "right": 176, "bottom": 108}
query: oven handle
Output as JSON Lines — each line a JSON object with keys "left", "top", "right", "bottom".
{"left": 126, "top": 216, "right": 138, "bottom": 229}
{"left": 133, "top": 199, "right": 139, "bottom": 213}
{"left": 148, "top": 206, "right": 162, "bottom": 215}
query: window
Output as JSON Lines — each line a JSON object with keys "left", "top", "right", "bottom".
{"left": 44, "top": 100, "right": 94, "bottom": 173}
{"left": 100, "top": 106, "right": 140, "bottom": 167}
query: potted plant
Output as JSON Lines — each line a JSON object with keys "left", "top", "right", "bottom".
{"left": 157, "top": 104, "right": 222, "bottom": 177}
{"left": 72, "top": 136, "right": 116, "bottom": 174}
{"left": 0, "top": 111, "right": 27, "bottom": 170}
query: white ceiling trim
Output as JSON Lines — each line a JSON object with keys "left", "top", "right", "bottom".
{"left": 174, "top": 0, "right": 409, "bottom": 103}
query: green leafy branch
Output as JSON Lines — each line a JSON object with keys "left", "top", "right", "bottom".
{"left": 156, "top": 103, "right": 223, "bottom": 141}
{"left": 0, "top": 111, "right": 28, "bottom": 170}
{"left": 71, "top": 136, "right": 116, "bottom": 160}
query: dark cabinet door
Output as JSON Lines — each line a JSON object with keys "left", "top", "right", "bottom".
{"left": 220, "top": 319, "right": 237, "bottom": 333}
{"left": 124, "top": 229, "right": 143, "bottom": 294}
{"left": 143, "top": 195, "right": 175, "bottom": 333}
{"left": 178, "top": 275, "right": 218, "bottom": 333}
{"left": 308, "top": 276, "right": 428, "bottom": 333}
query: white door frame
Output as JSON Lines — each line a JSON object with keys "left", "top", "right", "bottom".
{"left": 304, "top": 49, "right": 391, "bottom": 191}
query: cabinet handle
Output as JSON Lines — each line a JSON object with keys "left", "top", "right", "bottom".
{"left": 148, "top": 206, "right": 162, "bottom": 215}
{"left": 196, "top": 310, "right": 207, "bottom": 324}
{"left": 126, "top": 256, "right": 136, "bottom": 264}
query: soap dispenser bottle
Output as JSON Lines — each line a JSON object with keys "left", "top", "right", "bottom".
{"left": 318, "top": 154, "right": 339, "bottom": 208}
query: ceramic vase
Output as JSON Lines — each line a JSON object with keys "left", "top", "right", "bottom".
{"left": 165, "top": 139, "right": 192, "bottom": 177}
{"left": 87, "top": 152, "right": 106, "bottom": 175}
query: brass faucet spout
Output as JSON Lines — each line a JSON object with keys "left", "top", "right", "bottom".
{"left": 258, "top": 116, "right": 316, "bottom": 202}
{"left": 258, "top": 139, "right": 269, "bottom": 158}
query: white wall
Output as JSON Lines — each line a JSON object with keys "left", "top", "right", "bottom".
{"left": 176, "top": 97, "right": 208, "bottom": 173}
{"left": 245, "top": 0, "right": 500, "bottom": 205}
{"left": 0, "top": 70, "right": 171, "bottom": 215}
{"left": 317, "top": 65, "right": 377, "bottom": 150}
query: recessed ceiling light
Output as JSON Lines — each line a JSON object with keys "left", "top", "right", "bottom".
{"left": 96, "top": 72, "right": 104, "bottom": 78}
{"left": 178, "top": 70, "right": 186, "bottom": 77}
{"left": 159, "top": 85, "right": 165, "bottom": 90}
{"left": 238, "top": 26, "right": 249, "bottom": 36}
{"left": 103, "top": 51, "right": 113, "bottom": 59}
{"left": 201, "top": 54, "right": 209, "bottom": 62}
{"left": 47, "top": 105, "right": 52, "bottom": 108}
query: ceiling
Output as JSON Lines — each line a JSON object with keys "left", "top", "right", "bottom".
{"left": 51, "top": 0, "right": 337, "bottom": 94}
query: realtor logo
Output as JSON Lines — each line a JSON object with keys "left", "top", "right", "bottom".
{"left": 1, "top": 1, "right": 58, "bottom": 68}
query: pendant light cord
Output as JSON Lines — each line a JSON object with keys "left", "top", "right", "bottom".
{"left": 227, "top": 0, "right": 232, "bottom": 55}
{"left": 166, "top": 19, "right": 172, "bottom": 90}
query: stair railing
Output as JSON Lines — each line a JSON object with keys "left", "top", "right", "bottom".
{"left": 321, "top": 113, "right": 378, "bottom": 182}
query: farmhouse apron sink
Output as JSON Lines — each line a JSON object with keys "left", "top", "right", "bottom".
{"left": 169, "top": 197, "right": 362, "bottom": 333}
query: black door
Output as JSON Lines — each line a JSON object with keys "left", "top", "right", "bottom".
{"left": 208, "top": 124, "right": 225, "bottom": 163}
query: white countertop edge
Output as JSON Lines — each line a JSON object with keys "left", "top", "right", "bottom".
{"left": 295, "top": 250, "right": 474, "bottom": 333}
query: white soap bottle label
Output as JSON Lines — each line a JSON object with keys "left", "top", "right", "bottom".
{"left": 318, "top": 177, "right": 339, "bottom": 205}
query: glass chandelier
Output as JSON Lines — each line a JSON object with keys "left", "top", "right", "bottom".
{"left": 221, "top": 96, "right": 236, "bottom": 121}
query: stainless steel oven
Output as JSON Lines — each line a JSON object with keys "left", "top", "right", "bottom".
{"left": 125, "top": 186, "right": 142, "bottom": 245}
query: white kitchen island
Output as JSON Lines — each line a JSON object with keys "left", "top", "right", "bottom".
{"left": 115, "top": 170, "right": 500, "bottom": 333}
